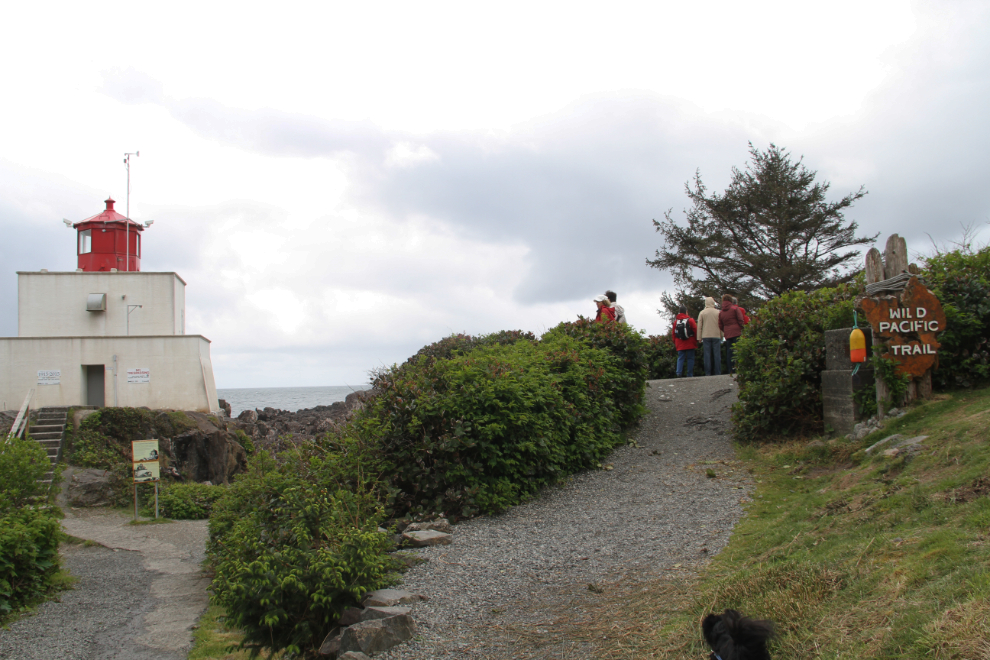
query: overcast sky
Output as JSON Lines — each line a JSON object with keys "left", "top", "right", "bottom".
{"left": 2, "top": 1, "right": 988, "bottom": 388}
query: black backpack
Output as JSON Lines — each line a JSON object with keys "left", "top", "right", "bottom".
{"left": 674, "top": 317, "right": 693, "bottom": 340}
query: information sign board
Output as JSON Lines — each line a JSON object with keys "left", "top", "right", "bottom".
{"left": 37, "top": 370, "right": 60, "bottom": 385}
{"left": 132, "top": 440, "right": 160, "bottom": 483}
{"left": 127, "top": 368, "right": 150, "bottom": 384}
{"left": 861, "top": 277, "right": 947, "bottom": 378}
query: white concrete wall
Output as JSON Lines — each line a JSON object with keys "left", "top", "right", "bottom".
{"left": 17, "top": 271, "right": 187, "bottom": 338}
{"left": 0, "top": 335, "right": 219, "bottom": 413}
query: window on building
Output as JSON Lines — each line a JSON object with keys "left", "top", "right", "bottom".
{"left": 136, "top": 233, "right": 141, "bottom": 258}
{"left": 79, "top": 229, "right": 92, "bottom": 254}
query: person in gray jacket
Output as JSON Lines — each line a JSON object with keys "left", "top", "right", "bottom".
{"left": 697, "top": 296, "right": 723, "bottom": 375}
{"left": 605, "top": 290, "right": 627, "bottom": 324}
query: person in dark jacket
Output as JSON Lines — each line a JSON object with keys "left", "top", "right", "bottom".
{"left": 718, "top": 293, "right": 746, "bottom": 374}
{"left": 671, "top": 305, "right": 698, "bottom": 377}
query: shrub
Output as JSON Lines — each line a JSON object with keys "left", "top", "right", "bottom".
{"left": 156, "top": 482, "right": 225, "bottom": 520}
{"left": 0, "top": 508, "right": 61, "bottom": 616}
{"left": 732, "top": 285, "right": 858, "bottom": 441}
{"left": 644, "top": 334, "right": 704, "bottom": 379}
{"left": 208, "top": 451, "right": 395, "bottom": 659}
{"left": 0, "top": 436, "right": 61, "bottom": 617}
{"left": 922, "top": 247, "right": 990, "bottom": 389}
{"left": 0, "top": 435, "right": 53, "bottom": 510}
{"left": 542, "top": 318, "right": 649, "bottom": 426}
{"left": 356, "top": 333, "right": 630, "bottom": 518}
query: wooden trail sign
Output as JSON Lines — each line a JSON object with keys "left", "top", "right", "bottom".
{"left": 860, "top": 277, "right": 947, "bottom": 378}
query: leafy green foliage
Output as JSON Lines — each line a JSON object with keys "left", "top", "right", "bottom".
{"left": 0, "top": 508, "right": 61, "bottom": 616}
{"left": 357, "top": 333, "right": 630, "bottom": 518}
{"left": 0, "top": 435, "right": 52, "bottom": 510}
{"left": 208, "top": 451, "right": 395, "bottom": 659}
{"left": 402, "top": 330, "right": 536, "bottom": 368}
{"left": 156, "top": 482, "right": 225, "bottom": 520}
{"left": 0, "top": 436, "right": 62, "bottom": 617}
{"left": 872, "top": 353, "right": 911, "bottom": 412}
{"left": 732, "top": 285, "right": 858, "bottom": 441}
{"left": 644, "top": 334, "right": 704, "bottom": 378}
{"left": 649, "top": 143, "right": 873, "bottom": 318}
{"left": 543, "top": 318, "right": 648, "bottom": 427}
{"left": 922, "top": 247, "right": 990, "bottom": 389}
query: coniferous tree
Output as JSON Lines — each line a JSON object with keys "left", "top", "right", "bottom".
{"left": 648, "top": 143, "right": 875, "bottom": 318}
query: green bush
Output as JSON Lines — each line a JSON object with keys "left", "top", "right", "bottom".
{"left": 0, "top": 435, "right": 53, "bottom": 510}
{"left": 0, "top": 508, "right": 61, "bottom": 616}
{"left": 208, "top": 451, "right": 395, "bottom": 659}
{"left": 542, "top": 318, "right": 648, "bottom": 426}
{"left": 0, "top": 436, "right": 62, "bottom": 616}
{"left": 922, "top": 247, "right": 990, "bottom": 389}
{"left": 156, "top": 482, "right": 225, "bottom": 520}
{"left": 644, "top": 334, "right": 704, "bottom": 378}
{"left": 732, "top": 285, "right": 858, "bottom": 441}
{"left": 356, "top": 325, "right": 644, "bottom": 518}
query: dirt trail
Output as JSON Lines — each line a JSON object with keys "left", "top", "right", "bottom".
{"left": 0, "top": 508, "right": 209, "bottom": 660}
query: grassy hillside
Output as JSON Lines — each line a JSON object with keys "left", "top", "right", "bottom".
{"left": 579, "top": 387, "right": 990, "bottom": 658}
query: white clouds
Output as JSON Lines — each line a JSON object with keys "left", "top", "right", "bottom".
{"left": 0, "top": 0, "right": 987, "bottom": 388}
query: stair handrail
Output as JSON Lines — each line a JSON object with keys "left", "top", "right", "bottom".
{"left": 2, "top": 388, "right": 35, "bottom": 451}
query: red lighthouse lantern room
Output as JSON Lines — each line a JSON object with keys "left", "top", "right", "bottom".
{"left": 72, "top": 197, "right": 146, "bottom": 272}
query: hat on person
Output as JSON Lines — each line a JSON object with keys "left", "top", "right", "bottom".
{"left": 593, "top": 294, "right": 608, "bottom": 303}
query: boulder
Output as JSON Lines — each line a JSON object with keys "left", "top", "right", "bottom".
{"left": 338, "top": 607, "right": 364, "bottom": 627}
{"left": 237, "top": 409, "right": 258, "bottom": 423}
{"left": 865, "top": 434, "right": 903, "bottom": 455}
{"left": 67, "top": 468, "right": 114, "bottom": 506}
{"left": 319, "top": 627, "right": 342, "bottom": 657}
{"left": 168, "top": 412, "right": 248, "bottom": 484}
{"left": 362, "top": 588, "right": 426, "bottom": 607}
{"left": 217, "top": 399, "right": 232, "bottom": 417}
{"left": 339, "top": 653, "right": 372, "bottom": 660}
{"left": 402, "top": 529, "right": 452, "bottom": 547}
{"left": 404, "top": 517, "right": 452, "bottom": 534}
{"left": 338, "top": 615, "right": 416, "bottom": 656}
{"left": 362, "top": 606, "right": 412, "bottom": 621}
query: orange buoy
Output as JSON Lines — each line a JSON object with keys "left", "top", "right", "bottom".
{"left": 850, "top": 327, "right": 867, "bottom": 363}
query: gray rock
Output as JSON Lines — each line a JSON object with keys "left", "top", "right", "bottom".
{"left": 865, "top": 434, "right": 903, "bottom": 455}
{"left": 339, "top": 653, "right": 372, "bottom": 660}
{"left": 363, "top": 606, "right": 412, "bottom": 621}
{"left": 338, "top": 607, "right": 364, "bottom": 627}
{"left": 887, "top": 408, "right": 901, "bottom": 417}
{"left": 362, "top": 588, "right": 425, "bottom": 607}
{"left": 338, "top": 615, "right": 416, "bottom": 656}
{"left": 66, "top": 468, "right": 113, "bottom": 507}
{"left": 404, "top": 517, "right": 453, "bottom": 534}
{"left": 402, "top": 530, "right": 452, "bottom": 547}
{"left": 319, "top": 626, "right": 342, "bottom": 656}
{"left": 237, "top": 409, "right": 259, "bottom": 423}
{"left": 881, "top": 436, "right": 928, "bottom": 458}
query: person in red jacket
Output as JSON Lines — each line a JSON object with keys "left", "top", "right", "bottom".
{"left": 733, "top": 296, "right": 750, "bottom": 325}
{"left": 672, "top": 305, "right": 698, "bottom": 377}
{"left": 718, "top": 294, "right": 746, "bottom": 374}
{"left": 594, "top": 294, "right": 616, "bottom": 323}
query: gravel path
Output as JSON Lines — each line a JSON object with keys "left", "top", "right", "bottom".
{"left": 0, "top": 509, "right": 209, "bottom": 659}
{"left": 379, "top": 375, "right": 751, "bottom": 659}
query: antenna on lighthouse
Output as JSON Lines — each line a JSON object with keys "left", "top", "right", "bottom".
{"left": 123, "top": 151, "right": 139, "bottom": 272}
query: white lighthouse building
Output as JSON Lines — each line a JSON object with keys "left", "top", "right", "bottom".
{"left": 0, "top": 198, "right": 220, "bottom": 413}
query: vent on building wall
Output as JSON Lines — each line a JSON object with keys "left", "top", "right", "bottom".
{"left": 86, "top": 293, "right": 107, "bottom": 312}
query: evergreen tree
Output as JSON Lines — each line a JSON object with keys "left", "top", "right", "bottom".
{"left": 648, "top": 143, "right": 875, "bottom": 318}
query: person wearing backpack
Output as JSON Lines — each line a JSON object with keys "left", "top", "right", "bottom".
{"left": 671, "top": 305, "right": 698, "bottom": 377}
{"left": 718, "top": 293, "right": 746, "bottom": 375}
{"left": 697, "top": 296, "right": 723, "bottom": 376}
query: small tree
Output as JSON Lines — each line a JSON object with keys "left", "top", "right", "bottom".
{"left": 648, "top": 143, "right": 875, "bottom": 317}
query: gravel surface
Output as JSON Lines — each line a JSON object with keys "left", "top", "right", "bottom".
{"left": 0, "top": 510, "right": 209, "bottom": 660}
{"left": 379, "top": 375, "right": 751, "bottom": 659}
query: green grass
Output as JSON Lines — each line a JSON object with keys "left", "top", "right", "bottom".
{"left": 567, "top": 388, "right": 990, "bottom": 659}
{"left": 188, "top": 605, "right": 286, "bottom": 660}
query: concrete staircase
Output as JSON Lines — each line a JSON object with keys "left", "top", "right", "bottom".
{"left": 29, "top": 407, "right": 69, "bottom": 486}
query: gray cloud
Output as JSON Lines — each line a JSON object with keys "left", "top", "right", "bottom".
{"left": 100, "top": 3, "right": 990, "bottom": 311}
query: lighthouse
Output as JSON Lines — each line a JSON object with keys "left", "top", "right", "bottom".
{"left": 0, "top": 198, "right": 219, "bottom": 413}
{"left": 72, "top": 197, "right": 148, "bottom": 272}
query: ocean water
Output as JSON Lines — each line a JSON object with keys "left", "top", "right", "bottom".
{"left": 216, "top": 385, "right": 369, "bottom": 417}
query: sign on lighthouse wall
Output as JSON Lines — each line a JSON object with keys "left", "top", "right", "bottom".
{"left": 860, "top": 277, "right": 947, "bottom": 378}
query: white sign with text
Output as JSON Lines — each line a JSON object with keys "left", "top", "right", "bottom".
{"left": 37, "top": 370, "right": 60, "bottom": 385}
{"left": 127, "top": 368, "right": 150, "bottom": 384}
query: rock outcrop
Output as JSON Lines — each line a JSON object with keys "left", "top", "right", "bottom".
{"left": 225, "top": 390, "right": 372, "bottom": 450}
